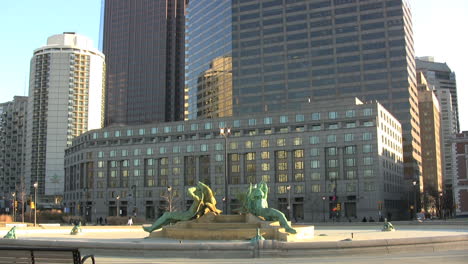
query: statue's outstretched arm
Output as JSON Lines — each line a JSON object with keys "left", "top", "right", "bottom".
{"left": 259, "top": 181, "right": 268, "bottom": 200}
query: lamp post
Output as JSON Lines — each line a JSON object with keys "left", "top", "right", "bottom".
{"left": 131, "top": 185, "right": 137, "bottom": 216}
{"left": 439, "top": 192, "right": 443, "bottom": 219}
{"left": 412, "top": 180, "right": 417, "bottom": 220}
{"left": 322, "top": 196, "right": 326, "bottom": 222}
{"left": 220, "top": 127, "right": 231, "bottom": 214}
{"left": 116, "top": 195, "right": 120, "bottom": 217}
{"left": 12, "top": 192, "right": 16, "bottom": 222}
{"left": 286, "top": 185, "right": 292, "bottom": 222}
{"left": 167, "top": 186, "right": 173, "bottom": 212}
{"left": 33, "top": 182, "right": 38, "bottom": 227}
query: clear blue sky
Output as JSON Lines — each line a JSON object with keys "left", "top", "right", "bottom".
{"left": 1, "top": 0, "right": 467, "bottom": 130}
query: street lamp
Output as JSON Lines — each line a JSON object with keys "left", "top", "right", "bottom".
{"left": 286, "top": 185, "right": 292, "bottom": 222}
{"left": 11, "top": 192, "right": 16, "bottom": 222}
{"left": 116, "top": 195, "right": 120, "bottom": 217}
{"left": 220, "top": 127, "right": 231, "bottom": 214}
{"left": 322, "top": 196, "right": 326, "bottom": 222}
{"left": 439, "top": 192, "right": 443, "bottom": 219}
{"left": 167, "top": 186, "right": 173, "bottom": 212}
{"left": 131, "top": 185, "right": 137, "bottom": 216}
{"left": 33, "top": 182, "right": 38, "bottom": 227}
{"left": 412, "top": 180, "right": 417, "bottom": 220}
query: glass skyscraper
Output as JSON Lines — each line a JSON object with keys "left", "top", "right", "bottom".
{"left": 103, "top": 0, "right": 186, "bottom": 126}
{"left": 186, "top": 0, "right": 421, "bottom": 181}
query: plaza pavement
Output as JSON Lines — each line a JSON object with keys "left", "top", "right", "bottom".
{"left": 1, "top": 220, "right": 468, "bottom": 260}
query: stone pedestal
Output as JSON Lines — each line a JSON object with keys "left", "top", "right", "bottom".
{"left": 148, "top": 213, "right": 314, "bottom": 241}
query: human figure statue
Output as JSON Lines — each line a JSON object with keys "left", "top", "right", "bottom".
{"left": 70, "top": 221, "right": 82, "bottom": 235}
{"left": 245, "top": 181, "right": 297, "bottom": 234}
{"left": 143, "top": 182, "right": 221, "bottom": 233}
{"left": 198, "top": 181, "right": 222, "bottom": 216}
{"left": 3, "top": 226, "right": 17, "bottom": 239}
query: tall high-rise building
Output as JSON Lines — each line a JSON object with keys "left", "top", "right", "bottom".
{"left": 417, "top": 73, "right": 442, "bottom": 200}
{"left": 186, "top": 0, "right": 421, "bottom": 181}
{"left": 102, "top": 0, "right": 186, "bottom": 126}
{"left": 416, "top": 57, "right": 459, "bottom": 132}
{"left": 25, "top": 33, "right": 105, "bottom": 203}
{"left": 0, "top": 96, "right": 28, "bottom": 201}
{"left": 416, "top": 57, "right": 458, "bottom": 190}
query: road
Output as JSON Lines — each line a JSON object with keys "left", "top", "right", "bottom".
{"left": 92, "top": 250, "right": 468, "bottom": 264}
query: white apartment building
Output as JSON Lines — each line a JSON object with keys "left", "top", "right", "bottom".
{"left": 25, "top": 33, "right": 105, "bottom": 205}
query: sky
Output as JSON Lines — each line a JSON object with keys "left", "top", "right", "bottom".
{"left": 1, "top": 0, "right": 467, "bottom": 130}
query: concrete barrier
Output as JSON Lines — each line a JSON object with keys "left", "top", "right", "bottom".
{"left": 1, "top": 234, "right": 468, "bottom": 258}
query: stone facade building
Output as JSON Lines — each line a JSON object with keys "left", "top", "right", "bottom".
{"left": 63, "top": 98, "right": 405, "bottom": 222}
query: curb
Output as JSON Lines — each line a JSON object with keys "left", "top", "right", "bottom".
{"left": 1, "top": 234, "right": 468, "bottom": 258}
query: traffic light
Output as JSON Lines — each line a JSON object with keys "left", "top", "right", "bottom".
{"left": 336, "top": 203, "right": 341, "bottom": 211}
{"left": 30, "top": 201, "right": 35, "bottom": 209}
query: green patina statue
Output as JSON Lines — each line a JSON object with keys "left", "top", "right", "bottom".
{"left": 3, "top": 226, "right": 17, "bottom": 239}
{"left": 382, "top": 218, "right": 395, "bottom": 232}
{"left": 143, "top": 182, "right": 222, "bottom": 233}
{"left": 250, "top": 228, "right": 265, "bottom": 243}
{"left": 244, "top": 181, "right": 297, "bottom": 234}
{"left": 70, "top": 221, "right": 82, "bottom": 235}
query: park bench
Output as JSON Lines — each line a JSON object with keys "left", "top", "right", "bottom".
{"left": 0, "top": 246, "right": 95, "bottom": 264}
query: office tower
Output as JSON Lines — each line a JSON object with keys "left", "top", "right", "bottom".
{"left": 186, "top": 0, "right": 421, "bottom": 181}
{"left": 0, "top": 96, "right": 28, "bottom": 204}
{"left": 102, "top": 0, "right": 186, "bottom": 126}
{"left": 453, "top": 131, "right": 468, "bottom": 217}
{"left": 416, "top": 57, "right": 459, "bottom": 132}
{"left": 25, "top": 33, "right": 105, "bottom": 204}
{"left": 416, "top": 57, "right": 458, "bottom": 190}
{"left": 417, "top": 73, "right": 442, "bottom": 208}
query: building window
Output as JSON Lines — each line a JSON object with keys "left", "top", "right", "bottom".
{"left": 204, "top": 122, "right": 213, "bottom": 130}
{"left": 229, "top": 142, "right": 238, "bottom": 150}
{"left": 261, "top": 139, "right": 269, "bottom": 148}
{"left": 277, "top": 138, "right": 286, "bottom": 146}
{"left": 261, "top": 151, "right": 270, "bottom": 159}
{"left": 363, "top": 169, "right": 374, "bottom": 177}
{"left": 362, "top": 132, "right": 373, "bottom": 140}
{"left": 264, "top": 117, "right": 272, "bottom": 124}
{"left": 328, "top": 159, "right": 338, "bottom": 168}
{"left": 363, "top": 144, "right": 373, "bottom": 153}
{"left": 312, "top": 112, "right": 321, "bottom": 120}
{"left": 327, "top": 147, "right": 337, "bottom": 156}
{"left": 296, "top": 114, "right": 305, "bottom": 122}
{"left": 310, "top": 136, "right": 320, "bottom": 144}
{"left": 345, "top": 110, "right": 355, "bottom": 117}
{"left": 233, "top": 120, "right": 241, "bottom": 127}
{"left": 311, "top": 160, "right": 320, "bottom": 169}
{"left": 328, "top": 111, "right": 338, "bottom": 119}
{"left": 294, "top": 149, "right": 304, "bottom": 158}
{"left": 151, "top": 127, "right": 158, "bottom": 134}
{"left": 261, "top": 163, "right": 270, "bottom": 171}
{"left": 328, "top": 171, "right": 338, "bottom": 180}
{"left": 246, "top": 152, "right": 256, "bottom": 161}
{"left": 344, "top": 133, "right": 354, "bottom": 142}
{"left": 138, "top": 128, "right": 145, "bottom": 135}
{"left": 159, "top": 147, "right": 167, "bottom": 154}
{"left": 311, "top": 184, "right": 321, "bottom": 193}
{"left": 346, "top": 170, "right": 356, "bottom": 179}
{"left": 248, "top": 119, "right": 257, "bottom": 126}
{"left": 363, "top": 157, "right": 373, "bottom": 165}
{"left": 245, "top": 140, "right": 253, "bottom": 148}
{"left": 201, "top": 144, "right": 208, "bottom": 152}
{"left": 363, "top": 108, "right": 373, "bottom": 116}
{"left": 345, "top": 158, "right": 356, "bottom": 167}
{"left": 191, "top": 124, "right": 198, "bottom": 131}
{"left": 344, "top": 145, "right": 356, "bottom": 154}
{"left": 327, "top": 134, "right": 337, "bottom": 143}
{"left": 293, "top": 137, "right": 302, "bottom": 145}
{"left": 310, "top": 148, "right": 319, "bottom": 156}
{"left": 311, "top": 172, "right": 321, "bottom": 180}
{"left": 280, "top": 115, "right": 288, "bottom": 123}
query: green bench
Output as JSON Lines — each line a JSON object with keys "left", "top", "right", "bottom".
{"left": 0, "top": 246, "right": 95, "bottom": 264}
